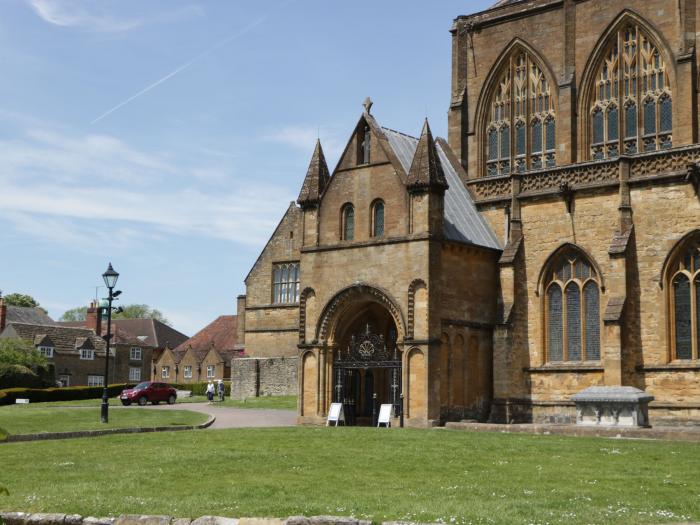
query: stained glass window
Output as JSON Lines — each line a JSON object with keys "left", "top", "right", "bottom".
{"left": 343, "top": 205, "right": 354, "bottom": 241}
{"left": 532, "top": 120, "right": 542, "bottom": 153}
{"left": 674, "top": 274, "right": 692, "bottom": 360}
{"left": 372, "top": 201, "right": 384, "bottom": 238}
{"left": 584, "top": 281, "right": 600, "bottom": 360}
{"left": 272, "top": 262, "right": 300, "bottom": 304}
{"left": 546, "top": 119, "right": 556, "bottom": 151}
{"left": 516, "top": 122, "right": 526, "bottom": 156}
{"left": 590, "top": 24, "right": 671, "bottom": 159}
{"left": 566, "top": 283, "right": 582, "bottom": 361}
{"left": 548, "top": 285, "right": 563, "bottom": 362}
{"left": 500, "top": 126, "right": 510, "bottom": 159}
{"left": 488, "top": 129, "right": 498, "bottom": 161}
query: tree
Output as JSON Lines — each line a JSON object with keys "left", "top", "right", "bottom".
{"left": 0, "top": 338, "right": 53, "bottom": 389}
{"left": 0, "top": 338, "right": 47, "bottom": 368}
{"left": 2, "top": 293, "right": 41, "bottom": 308}
{"left": 59, "top": 307, "right": 87, "bottom": 322}
{"left": 59, "top": 304, "right": 170, "bottom": 326}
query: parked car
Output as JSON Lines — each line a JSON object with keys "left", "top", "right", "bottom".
{"left": 120, "top": 382, "right": 177, "bottom": 406}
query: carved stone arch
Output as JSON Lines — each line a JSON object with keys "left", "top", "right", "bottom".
{"left": 475, "top": 38, "right": 560, "bottom": 178}
{"left": 316, "top": 283, "right": 406, "bottom": 345}
{"left": 578, "top": 10, "right": 677, "bottom": 158}
{"left": 660, "top": 229, "right": 700, "bottom": 289}
{"left": 536, "top": 243, "right": 606, "bottom": 296}
{"left": 299, "top": 287, "right": 316, "bottom": 344}
{"left": 407, "top": 279, "right": 427, "bottom": 339}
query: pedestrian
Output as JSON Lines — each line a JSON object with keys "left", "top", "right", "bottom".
{"left": 206, "top": 380, "right": 215, "bottom": 402}
{"left": 217, "top": 380, "right": 225, "bottom": 402}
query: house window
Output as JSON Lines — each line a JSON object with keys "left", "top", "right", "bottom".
{"left": 130, "top": 347, "right": 142, "bottom": 361}
{"left": 161, "top": 366, "right": 170, "bottom": 379}
{"left": 182, "top": 365, "right": 192, "bottom": 378}
{"left": 207, "top": 365, "right": 215, "bottom": 378}
{"left": 88, "top": 375, "right": 104, "bottom": 387}
{"left": 669, "top": 237, "right": 700, "bottom": 360}
{"left": 358, "top": 124, "right": 371, "bottom": 164}
{"left": 485, "top": 50, "right": 555, "bottom": 176}
{"left": 272, "top": 262, "right": 300, "bottom": 304}
{"left": 38, "top": 346, "right": 54, "bottom": 358}
{"left": 371, "top": 200, "right": 384, "bottom": 238}
{"left": 342, "top": 204, "right": 355, "bottom": 241}
{"left": 545, "top": 249, "right": 601, "bottom": 362}
{"left": 80, "top": 349, "right": 95, "bottom": 360}
{"left": 129, "top": 367, "right": 141, "bottom": 381}
{"left": 589, "top": 24, "right": 672, "bottom": 160}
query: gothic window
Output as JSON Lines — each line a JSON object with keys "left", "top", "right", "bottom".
{"left": 485, "top": 50, "right": 555, "bottom": 176}
{"left": 272, "top": 262, "right": 300, "bottom": 304}
{"left": 358, "top": 125, "right": 371, "bottom": 165}
{"left": 589, "top": 24, "right": 671, "bottom": 160}
{"left": 371, "top": 200, "right": 384, "bottom": 238}
{"left": 545, "top": 249, "right": 601, "bottom": 362}
{"left": 341, "top": 204, "right": 355, "bottom": 241}
{"left": 669, "top": 238, "right": 700, "bottom": 360}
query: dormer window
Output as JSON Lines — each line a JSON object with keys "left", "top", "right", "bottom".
{"left": 358, "top": 125, "right": 371, "bottom": 165}
{"left": 38, "top": 346, "right": 54, "bottom": 358}
{"left": 80, "top": 349, "right": 96, "bottom": 360}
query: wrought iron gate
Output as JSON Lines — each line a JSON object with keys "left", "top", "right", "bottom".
{"left": 332, "top": 324, "right": 402, "bottom": 425}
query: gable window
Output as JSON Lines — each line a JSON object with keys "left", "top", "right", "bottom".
{"left": 589, "top": 24, "right": 672, "bottom": 160}
{"left": 358, "top": 125, "right": 371, "bottom": 165}
{"left": 38, "top": 346, "right": 54, "bottom": 358}
{"left": 80, "top": 349, "right": 95, "bottom": 360}
{"left": 371, "top": 200, "right": 385, "bottom": 238}
{"left": 129, "top": 367, "right": 141, "bottom": 381}
{"left": 272, "top": 262, "right": 300, "bottom": 303}
{"left": 161, "top": 366, "right": 170, "bottom": 379}
{"left": 545, "top": 249, "right": 601, "bottom": 362}
{"left": 342, "top": 204, "right": 355, "bottom": 241}
{"left": 184, "top": 365, "right": 193, "bottom": 379}
{"left": 88, "top": 375, "right": 104, "bottom": 387}
{"left": 485, "top": 50, "right": 555, "bottom": 176}
{"left": 207, "top": 365, "right": 215, "bottom": 378}
{"left": 130, "top": 347, "right": 142, "bottom": 361}
{"left": 669, "top": 237, "right": 700, "bottom": 360}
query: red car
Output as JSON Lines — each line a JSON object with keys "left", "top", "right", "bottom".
{"left": 120, "top": 382, "right": 177, "bottom": 406}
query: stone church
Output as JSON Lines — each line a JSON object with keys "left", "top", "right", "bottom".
{"left": 235, "top": 0, "right": 700, "bottom": 427}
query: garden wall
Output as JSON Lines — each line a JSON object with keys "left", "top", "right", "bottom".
{"left": 230, "top": 357, "right": 297, "bottom": 400}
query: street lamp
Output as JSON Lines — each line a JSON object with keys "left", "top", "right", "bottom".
{"left": 100, "top": 263, "right": 120, "bottom": 423}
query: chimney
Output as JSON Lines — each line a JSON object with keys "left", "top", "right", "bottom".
{"left": 86, "top": 301, "right": 102, "bottom": 337}
{"left": 0, "top": 297, "right": 6, "bottom": 332}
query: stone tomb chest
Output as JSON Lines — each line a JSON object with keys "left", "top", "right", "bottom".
{"left": 571, "top": 386, "right": 654, "bottom": 427}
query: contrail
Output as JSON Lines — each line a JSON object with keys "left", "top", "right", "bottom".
{"left": 90, "top": 15, "right": 268, "bottom": 125}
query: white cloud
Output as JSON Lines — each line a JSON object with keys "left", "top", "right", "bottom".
{"left": 26, "top": 1, "right": 203, "bottom": 33}
{"left": 264, "top": 125, "right": 345, "bottom": 168}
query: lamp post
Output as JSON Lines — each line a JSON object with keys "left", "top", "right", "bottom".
{"left": 101, "top": 263, "right": 120, "bottom": 424}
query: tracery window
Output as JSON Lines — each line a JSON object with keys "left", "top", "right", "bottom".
{"left": 669, "top": 238, "right": 700, "bottom": 360}
{"left": 371, "top": 200, "right": 384, "bottom": 238}
{"left": 272, "top": 262, "right": 300, "bottom": 304}
{"left": 486, "top": 51, "right": 556, "bottom": 177}
{"left": 545, "top": 250, "right": 601, "bottom": 362}
{"left": 341, "top": 204, "right": 355, "bottom": 241}
{"left": 590, "top": 24, "right": 672, "bottom": 160}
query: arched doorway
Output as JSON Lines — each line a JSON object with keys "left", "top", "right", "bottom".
{"left": 329, "top": 298, "right": 402, "bottom": 426}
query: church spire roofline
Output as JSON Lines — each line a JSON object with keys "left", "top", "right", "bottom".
{"left": 406, "top": 118, "right": 448, "bottom": 193}
{"left": 297, "top": 139, "right": 330, "bottom": 208}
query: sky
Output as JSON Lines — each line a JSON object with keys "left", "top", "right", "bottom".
{"left": 0, "top": 0, "right": 493, "bottom": 336}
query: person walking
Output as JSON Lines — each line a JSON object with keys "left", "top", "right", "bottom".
{"left": 217, "top": 380, "right": 225, "bottom": 402}
{"left": 206, "top": 380, "right": 215, "bottom": 403}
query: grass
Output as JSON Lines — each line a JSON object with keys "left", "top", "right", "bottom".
{"left": 0, "top": 405, "right": 208, "bottom": 436}
{"left": 0, "top": 427, "right": 698, "bottom": 524}
{"left": 24, "top": 395, "right": 297, "bottom": 411}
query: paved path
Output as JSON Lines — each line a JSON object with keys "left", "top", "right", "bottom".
{"left": 144, "top": 402, "right": 297, "bottom": 429}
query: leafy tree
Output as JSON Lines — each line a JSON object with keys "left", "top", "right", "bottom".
{"left": 59, "top": 307, "right": 87, "bottom": 322}
{"left": 2, "top": 293, "right": 40, "bottom": 308}
{"left": 0, "top": 338, "right": 47, "bottom": 368}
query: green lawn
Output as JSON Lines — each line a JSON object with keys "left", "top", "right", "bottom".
{"left": 0, "top": 405, "right": 208, "bottom": 436}
{"left": 26, "top": 395, "right": 297, "bottom": 411}
{"left": 0, "top": 427, "right": 698, "bottom": 524}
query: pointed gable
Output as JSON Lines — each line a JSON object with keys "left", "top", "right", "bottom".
{"left": 297, "top": 140, "right": 330, "bottom": 208}
{"left": 407, "top": 119, "right": 448, "bottom": 192}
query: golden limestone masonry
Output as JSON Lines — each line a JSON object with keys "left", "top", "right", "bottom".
{"left": 234, "top": 0, "right": 700, "bottom": 427}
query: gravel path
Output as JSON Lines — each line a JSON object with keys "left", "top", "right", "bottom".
{"left": 143, "top": 402, "right": 297, "bottom": 429}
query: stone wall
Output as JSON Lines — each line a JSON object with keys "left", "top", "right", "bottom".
{"left": 230, "top": 357, "right": 298, "bottom": 400}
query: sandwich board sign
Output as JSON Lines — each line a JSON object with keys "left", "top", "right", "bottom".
{"left": 327, "top": 402, "right": 344, "bottom": 426}
{"left": 377, "top": 403, "right": 393, "bottom": 427}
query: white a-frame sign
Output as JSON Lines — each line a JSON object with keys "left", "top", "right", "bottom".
{"left": 327, "top": 402, "right": 345, "bottom": 426}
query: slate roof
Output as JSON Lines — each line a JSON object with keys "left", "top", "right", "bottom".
{"left": 59, "top": 320, "right": 146, "bottom": 346}
{"left": 174, "top": 315, "right": 238, "bottom": 354}
{"left": 107, "top": 319, "right": 187, "bottom": 349}
{"left": 6, "top": 306, "right": 54, "bottom": 326}
{"left": 3, "top": 322, "right": 106, "bottom": 354}
{"left": 380, "top": 126, "right": 501, "bottom": 250}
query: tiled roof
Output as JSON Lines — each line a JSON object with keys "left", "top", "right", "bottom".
{"left": 3, "top": 322, "right": 106, "bottom": 354}
{"left": 59, "top": 321, "right": 145, "bottom": 346}
{"left": 174, "top": 316, "right": 238, "bottom": 354}
{"left": 6, "top": 306, "right": 54, "bottom": 326}
{"left": 380, "top": 126, "right": 501, "bottom": 250}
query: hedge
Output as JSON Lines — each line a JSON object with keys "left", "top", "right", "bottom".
{"left": 0, "top": 383, "right": 133, "bottom": 406}
{"left": 170, "top": 381, "right": 231, "bottom": 396}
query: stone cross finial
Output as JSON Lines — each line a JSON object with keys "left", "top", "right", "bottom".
{"left": 363, "top": 97, "right": 373, "bottom": 114}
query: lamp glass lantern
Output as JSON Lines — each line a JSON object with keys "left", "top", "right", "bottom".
{"left": 102, "top": 263, "right": 119, "bottom": 289}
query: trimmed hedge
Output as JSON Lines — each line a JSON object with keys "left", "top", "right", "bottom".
{"left": 0, "top": 364, "right": 43, "bottom": 389}
{"left": 0, "top": 383, "right": 133, "bottom": 406}
{"left": 170, "top": 381, "right": 231, "bottom": 396}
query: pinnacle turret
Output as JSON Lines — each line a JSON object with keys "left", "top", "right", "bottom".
{"left": 407, "top": 119, "right": 448, "bottom": 192}
{"left": 297, "top": 139, "right": 331, "bottom": 207}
